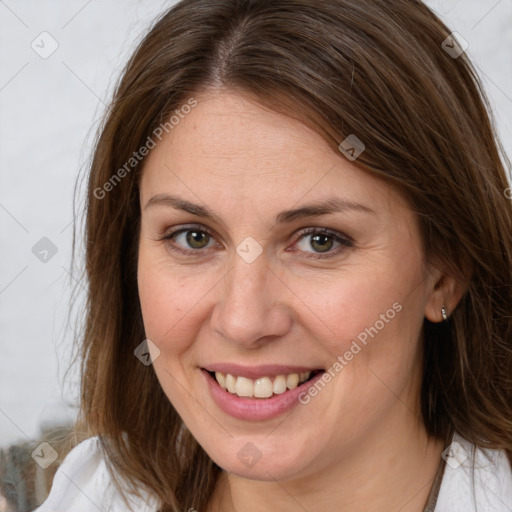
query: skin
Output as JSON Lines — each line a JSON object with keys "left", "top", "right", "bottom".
{"left": 137, "top": 90, "right": 466, "bottom": 512}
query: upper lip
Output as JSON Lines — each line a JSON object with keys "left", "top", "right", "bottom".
{"left": 202, "top": 363, "right": 323, "bottom": 379}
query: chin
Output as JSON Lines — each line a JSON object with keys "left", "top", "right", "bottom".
{"left": 197, "top": 432, "right": 322, "bottom": 482}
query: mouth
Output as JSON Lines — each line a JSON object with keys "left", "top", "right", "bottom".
{"left": 201, "top": 365, "right": 326, "bottom": 421}
{"left": 204, "top": 368, "right": 325, "bottom": 399}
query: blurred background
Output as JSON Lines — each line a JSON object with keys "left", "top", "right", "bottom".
{"left": 0, "top": 0, "right": 511, "bottom": 510}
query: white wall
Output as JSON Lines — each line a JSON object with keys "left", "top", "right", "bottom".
{"left": 1, "top": 0, "right": 511, "bottom": 447}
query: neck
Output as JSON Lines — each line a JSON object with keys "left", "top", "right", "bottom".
{"left": 206, "top": 414, "right": 445, "bottom": 512}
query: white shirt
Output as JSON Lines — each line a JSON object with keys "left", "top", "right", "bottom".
{"left": 34, "top": 432, "right": 512, "bottom": 512}
{"left": 33, "top": 437, "right": 159, "bottom": 512}
{"left": 434, "top": 432, "right": 512, "bottom": 512}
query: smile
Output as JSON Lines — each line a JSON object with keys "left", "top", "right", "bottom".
{"left": 212, "top": 370, "right": 319, "bottom": 398}
{"left": 201, "top": 365, "right": 326, "bottom": 421}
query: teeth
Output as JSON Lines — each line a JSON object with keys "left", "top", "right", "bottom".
{"left": 213, "top": 371, "right": 312, "bottom": 398}
{"left": 215, "top": 372, "right": 226, "bottom": 388}
{"left": 273, "top": 375, "right": 287, "bottom": 394}
{"left": 235, "top": 376, "right": 253, "bottom": 397}
{"left": 286, "top": 373, "right": 300, "bottom": 390}
{"left": 254, "top": 377, "right": 273, "bottom": 398}
{"left": 225, "top": 373, "right": 236, "bottom": 393}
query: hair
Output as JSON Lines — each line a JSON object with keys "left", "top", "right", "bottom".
{"left": 68, "top": 0, "right": 512, "bottom": 510}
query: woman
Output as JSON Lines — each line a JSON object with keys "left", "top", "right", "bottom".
{"left": 35, "top": 0, "right": 512, "bottom": 511}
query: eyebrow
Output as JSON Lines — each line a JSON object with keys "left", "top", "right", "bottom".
{"left": 144, "top": 193, "right": 376, "bottom": 224}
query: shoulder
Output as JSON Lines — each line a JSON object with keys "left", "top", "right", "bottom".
{"left": 33, "top": 436, "right": 160, "bottom": 512}
{"left": 435, "top": 431, "right": 512, "bottom": 512}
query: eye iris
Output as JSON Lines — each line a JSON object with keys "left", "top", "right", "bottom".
{"left": 310, "top": 234, "right": 333, "bottom": 253}
{"left": 186, "top": 230, "right": 209, "bottom": 249}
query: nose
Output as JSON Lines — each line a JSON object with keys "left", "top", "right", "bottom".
{"left": 210, "top": 248, "right": 293, "bottom": 349}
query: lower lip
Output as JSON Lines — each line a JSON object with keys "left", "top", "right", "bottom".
{"left": 202, "top": 369, "right": 324, "bottom": 421}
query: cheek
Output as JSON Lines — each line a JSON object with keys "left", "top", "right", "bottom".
{"left": 136, "top": 251, "right": 207, "bottom": 407}
{"left": 290, "top": 266, "right": 408, "bottom": 350}
{"left": 137, "top": 247, "right": 209, "bottom": 347}
{"left": 289, "top": 276, "right": 424, "bottom": 446}
{"left": 291, "top": 256, "right": 426, "bottom": 390}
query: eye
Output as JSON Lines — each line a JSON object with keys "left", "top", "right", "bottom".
{"left": 161, "top": 225, "right": 218, "bottom": 255}
{"left": 292, "top": 227, "right": 353, "bottom": 258}
{"left": 160, "top": 224, "right": 353, "bottom": 259}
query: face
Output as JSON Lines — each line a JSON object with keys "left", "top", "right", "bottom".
{"left": 137, "top": 90, "right": 437, "bottom": 482}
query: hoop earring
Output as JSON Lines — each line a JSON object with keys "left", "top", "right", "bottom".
{"left": 441, "top": 305, "right": 448, "bottom": 321}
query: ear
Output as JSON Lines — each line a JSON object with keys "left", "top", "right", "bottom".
{"left": 424, "top": 267, "right": 468, "bottom": 323}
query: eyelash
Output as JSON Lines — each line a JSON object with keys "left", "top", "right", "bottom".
{"left": 159, "top": 224, "right": 354, "bottom": 260}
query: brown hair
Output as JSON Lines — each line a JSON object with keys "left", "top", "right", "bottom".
{"left": 70, "top": 0, "right": 512, "bottom": 510}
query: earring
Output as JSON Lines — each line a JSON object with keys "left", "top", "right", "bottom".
{"left": 441, "top": 305, "right": 448, "bottom": 321}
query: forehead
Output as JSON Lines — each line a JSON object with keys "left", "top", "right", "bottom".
{"left": 139, "top": 90, "right": 404, "bottom": 218}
